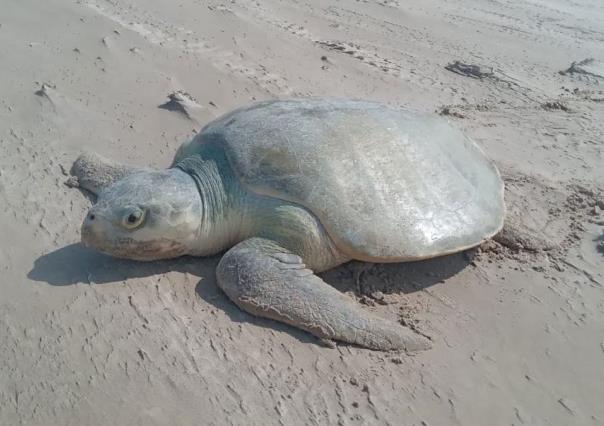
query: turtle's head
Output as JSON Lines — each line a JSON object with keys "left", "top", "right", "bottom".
{"left": 81, "top": 169, "right": 202, "bottom": 261}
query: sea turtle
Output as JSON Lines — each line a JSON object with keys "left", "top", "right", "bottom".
{"left": 71, "top": 98, "right": 505, "bottom": 351}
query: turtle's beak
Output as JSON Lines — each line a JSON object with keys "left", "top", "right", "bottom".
{"left": 80, "top": 208, "right": 103, "bottom": 248}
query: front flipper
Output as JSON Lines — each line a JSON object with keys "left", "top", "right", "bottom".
{"left": 70, "top": 152, "right": 150, "bottom": 196}
{"left": 216, "top": 238, "right": 431, "bottom": 352}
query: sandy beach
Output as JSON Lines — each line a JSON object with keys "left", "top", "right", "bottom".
{"left": 1, "top": 0, "right": 603, "bottom": 424}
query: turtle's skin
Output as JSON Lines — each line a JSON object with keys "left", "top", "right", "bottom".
{"left": 72, "top": 98, "right": 505, "bottom": 351}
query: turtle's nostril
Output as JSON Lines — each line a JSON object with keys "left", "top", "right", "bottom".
{"left": 89, "top": 213, "right": 95, "bottom": 221}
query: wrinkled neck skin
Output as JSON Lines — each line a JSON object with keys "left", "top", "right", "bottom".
{"left": 174, "top": 156, "right": 248, "bottom": 257}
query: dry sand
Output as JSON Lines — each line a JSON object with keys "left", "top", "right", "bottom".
{"left": 1, "top": 0, "right": 604, "bottom": 424}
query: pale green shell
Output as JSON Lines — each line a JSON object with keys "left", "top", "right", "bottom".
{"left": 181, "top": 98, "right": 504, "bottom": 261}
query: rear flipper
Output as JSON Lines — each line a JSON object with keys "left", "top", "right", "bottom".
{"left": 216, "top": 238, "right": 432, "bottom": 352}
{"left": 70, "top": 152, "right": 150, "bottom": 196}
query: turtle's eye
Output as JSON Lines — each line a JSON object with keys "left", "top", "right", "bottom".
{"left": 122, "top": 207, "right": 145, "bottom": 229}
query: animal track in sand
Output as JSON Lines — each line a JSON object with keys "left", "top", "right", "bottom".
{"left": 316, "top": 40, "right": 402, "bottom": 75}
{"left": 85, "top": 1, "right": 293, "bottom": 95}
{"left": 475, "top": 172, "right": 603, "bottom": 284}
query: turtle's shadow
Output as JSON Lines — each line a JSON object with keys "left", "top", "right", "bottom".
{"left": 27, "top": 243, "right": 209, "bottom": 285}
{"left": 323, "top": 250, "right": 475, "bottom": 296}
{"left": 28, "top": 243, "right": 318, "bottom": 345}
{"left": 30, "top": 243, "right": 473, "bottom": 345}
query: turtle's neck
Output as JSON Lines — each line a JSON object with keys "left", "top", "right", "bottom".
{"left": 174, "top": 155, "right": 247, "bottom": 256}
